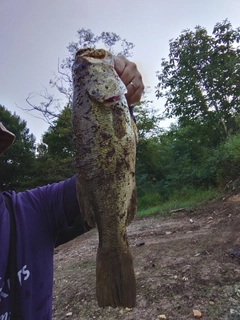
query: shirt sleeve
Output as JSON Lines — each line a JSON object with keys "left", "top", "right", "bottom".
{"left": 42, "top": 175, "right": 85, "bottom": 240}
{"left": 12, "top": 175, "right": 82, "bottom": 244}
{"left": 55, "top": 175, "right": 91, "bottom": 247}
{"left": 41, "top": 175, "right": 80, "bottom": 233}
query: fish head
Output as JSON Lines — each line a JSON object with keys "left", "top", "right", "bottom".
{"left": 73, "top": 48, "right": 127, "bottom": 105}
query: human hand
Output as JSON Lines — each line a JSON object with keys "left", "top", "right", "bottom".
{"left": 114, "top": 56, "right": 144, "bottom": 106}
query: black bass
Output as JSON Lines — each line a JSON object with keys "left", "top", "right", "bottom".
{"left": 72, "top": 48, "right": 137, "bottom": 308}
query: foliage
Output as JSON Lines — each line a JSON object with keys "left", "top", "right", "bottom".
{"left": 134, "top": 100, "right": 163, "bottom": 140}
{"left": 31, "top": 153, "right": 74, "bottom": 187}
{"left": 33, "top": 105, "right": 75, "bottom": 185}
{"left": 41, "top": 104, "right": 73, "bottom": 159}
{"left": 214, "top": 134, "right": 240, "bottom": 186}
{"left": 159, "top": 123, "right": 220, "bottom": 188}
{"left": 0, "top": 105, "right": 36, "bottom": 191}
{"left": 156, "top": 19, "right": 240, "bottom": 141}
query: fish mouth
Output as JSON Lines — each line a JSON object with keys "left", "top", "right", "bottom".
{"left": 104, "top": 95, "right": 122, "bottom": 103}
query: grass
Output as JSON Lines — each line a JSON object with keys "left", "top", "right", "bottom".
{"left": 137, "top": 187, "right": 222, "bottom": 218}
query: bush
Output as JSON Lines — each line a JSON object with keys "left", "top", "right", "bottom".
{"left": 216, "top": 134, "right": 240, "bottom": 185}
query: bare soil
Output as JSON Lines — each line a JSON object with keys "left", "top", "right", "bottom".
{"left": 52, "top": 193, "right": 240, "bottom": 320}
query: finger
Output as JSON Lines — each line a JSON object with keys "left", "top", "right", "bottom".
{"left": 114, "top": 56, "right": 138, "bottom": 86}
{"left": 114, "top": 56, "right": 125, "bottom": 77}
{"left": 114, "top": 56, "right": 144, "bottom": 104}
{"left": 125, "top": 75, "right": 144, "bottom": 105}
{"left": 126, "top": 85, "right": 144, "bottom": 105}
{"left": 128, "top": 81, "right": 137, "bottom": 93}
{"left": 121, "top": 62, "right": 138, "bottom": 87}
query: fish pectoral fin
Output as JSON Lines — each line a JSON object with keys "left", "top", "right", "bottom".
{"left": 81, "top": 197, "right": 96, "bottom": 228}
{"left": 76, "top": 179, "right": 96, "bottom": 227}
{"left": 131, "top": 119, "right": 139, "bottom": 144}
{"left": 126, "top": 184, "right": 137, "bottom": 226}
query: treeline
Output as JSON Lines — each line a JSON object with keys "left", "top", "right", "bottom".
{"left": 1, "top": 19, "right": 240, "bottom": 211}
{"left": 1, "top": 103, "right": 240, "bottom": 210}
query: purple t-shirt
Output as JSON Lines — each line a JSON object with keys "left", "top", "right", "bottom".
{"left": 0, "top": 175, "right": 80, "bottom": 319}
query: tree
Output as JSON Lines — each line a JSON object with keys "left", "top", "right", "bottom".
{"left": 26, "top": 29, "right": 135, "bottom": 125}
{"left": 133, "top": 99, "right": 163, "bottom": 188}
{"left": 42, "top": 104, "right": 73, "bottom": 159}
{"left": 0, "top": 105, "right": 36, "bottom": 191}
{"left": 134, "top": 100, "right": 163, "bottom": 140}
{"left": 156, "top": 19, "right": 240, "bottom": 141}
{"left": 31, "top": 104, "right": 75, "bottom": 186}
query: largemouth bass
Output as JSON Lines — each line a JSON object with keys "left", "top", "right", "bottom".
{"left": 72, "top": 48, "right": 137, "bottom": 308}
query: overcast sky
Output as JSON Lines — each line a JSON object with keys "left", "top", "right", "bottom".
{"left": 1, "top": 0, "right": 240, "bottom": 143}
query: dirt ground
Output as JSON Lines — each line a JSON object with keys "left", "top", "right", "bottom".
{"left": 52, "top": 193, "right": 240, "bottom": 320}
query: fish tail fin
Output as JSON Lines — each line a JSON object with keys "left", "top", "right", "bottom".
{"left": 96, "top": 249, "right": 136, "bottom": 308}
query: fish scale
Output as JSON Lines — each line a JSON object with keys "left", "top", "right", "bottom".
{"left": 72, "top": 48, "right": 137, "bottom": 308}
